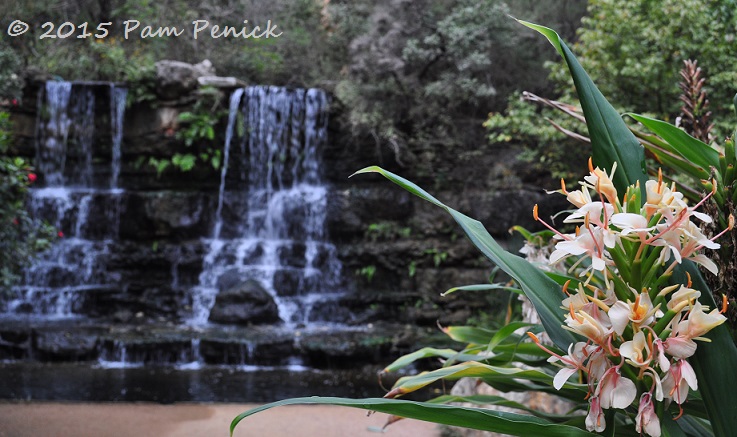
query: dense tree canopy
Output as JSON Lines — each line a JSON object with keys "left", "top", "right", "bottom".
{"left": 486, "top": 0, "right": 737, "bottom": 181}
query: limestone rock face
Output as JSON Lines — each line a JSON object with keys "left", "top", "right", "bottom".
{"left": 208, "top": 278, "right": 280, "bottom": 325}
{"left": 155, "top": 60, "right": 216, "bottom": 100}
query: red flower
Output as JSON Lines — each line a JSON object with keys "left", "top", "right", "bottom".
{"left": 27, "top": 173, "right": 37, "bottom": 184}
{"left": 12, "top": 218, "right": 18, "bottom": 225}
{"left": 11, "top": 99, "right": 18, "bottom": 106}
{"left": 57, "top": 231, "right": 64, "bottom": 238}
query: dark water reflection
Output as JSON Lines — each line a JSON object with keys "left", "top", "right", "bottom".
{"left": 0, "top": 363, "right": 389, "bottom": 403}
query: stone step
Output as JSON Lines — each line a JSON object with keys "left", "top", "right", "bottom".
{"left": 0, "top": 319, "right": 443, "bottom": 369}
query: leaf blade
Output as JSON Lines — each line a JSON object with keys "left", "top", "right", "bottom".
{"left": 355, "top": 166, "right": 577, "bottom": 350}
{"left": 627, "top": 113, "right": 720, "bottom": 175}
{"left": 516, "top": 19, "right": 647, "bottom": 194}
{"left": 230, "top": 397, "right": 597, "bottom": 437}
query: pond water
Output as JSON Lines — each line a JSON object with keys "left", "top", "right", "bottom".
{"left": 0, "top": 362, "right": 389, "bottom": 403}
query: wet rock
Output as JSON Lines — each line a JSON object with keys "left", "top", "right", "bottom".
{"left": 198, "top": 338, "right": 294, "bottom": 365}
{"left": 155, "top": 60, "right": 215, "bottom": 100}
{"left": 0, "top": 329, "right": 31, "bottom": 360}
{"left": 208, "top": 279, "right": 280, "bottom": 325}
{"left": 326, "top": 185, "right": 414, "bottom": 239}
{"left": 34, "top": 330, "right": 99, "bottom": 361}
{"left": 119, "top": 191, "right": 213, "bottom": 240}
{"left": 272, "top": 269, "right": 304, "bottom": 296}
{"left": 197, "top": 76, "right": 246, "bottom": 88}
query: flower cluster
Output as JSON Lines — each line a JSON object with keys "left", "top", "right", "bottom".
{"left": 527, "top": 160, "right": 731, "bottom": 436}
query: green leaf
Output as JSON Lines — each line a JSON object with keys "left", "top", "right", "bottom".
{"left": 517, "top": 20, "right": 647, "bottom": 194}
{"left": 443, "top": 326, "right": 499, "bottom": 345}
{"left": 230, "top": 397, "right": 598, "bottom": 437}
{"left": 443, "top": 283, "right": 523, "bottom": 296}
{"left": 386, "top": 361, "right": 585, "bottom": 398}
{"left": 381, "top": 347, "right": 475, "bottom": 373}
{"left": 676, "top": 415, "right": 714, "bottom": 437}
{"left": 627, "top": 113, "right": 720, "bottom": 176}
{"left": 428, "top": 394, "right": 574, "bottom": 421}
{"left": 352, "top": 166, "right": 577, "bottom": 351}
{"left": 662, "top": 412, "right": 688, "bottom": 437}
{"left": 673, "top": 262, "right": 737, "bottom": 437}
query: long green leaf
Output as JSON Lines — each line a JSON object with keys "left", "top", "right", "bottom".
{"left": 352, "top": 166, "right": 577, "bottom": 350}
{"left": 386, "top": 361, "right": 586, "bottom": 398}
{"left": 627, "top": 113, "right": 720, "bottom": 176}
{"left": 673, "top": 262, "right": 737, "bottom": 437}
{"left": 443, "top": 283, "right": 523, "bottom": 296}
{"left": 429, "top": 394, "right": 576, "bottom": 421}
{"left": 230, "top": 397, "right": 597, "bottom": 437}
{"left": 381, "top": 347, "right": 475, "bottom": 373}
{"left": 517, "top": 20, "right": 647, "bottom": 194}
{"left": 443, "top": 326, "right": 499, "bottom": 345}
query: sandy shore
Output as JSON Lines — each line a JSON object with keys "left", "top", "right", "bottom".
{"left": 0, "top": 402, "right": 442, "bottom": 437}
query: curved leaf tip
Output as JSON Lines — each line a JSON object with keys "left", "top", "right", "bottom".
{"left": 349, "top": 165, "right": 383, "bottom": 178}
{"left": 515, "top": 20, "right": 563, "bottom": 57}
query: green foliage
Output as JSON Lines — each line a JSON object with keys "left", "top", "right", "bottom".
{"left": 356, "top": 265, "right": 376, "bottom": 283}
{"left": 424, "top": 248, "right": 448, "bottom": 267}
{"left": 177, "top": 110, "right": 217, "bottom": 147}
{"left": 484, "top": 93, "right": 588, "bottom": 181}
{"left": 0, "top": 47, "right": 24, "bottom": 100}
{"left": 328, "top": 0, "right": 585, "bottom": 162}
{"left": 364, "top": 221, "right": 411, "bottom": 241}
{"left": 137, "top": 87, "right": 224, "bottom": 177}
{"left": 331, "top": 0, "right": 516, "bottom": 150}
{"left": 549, "top": 0, "right": 737, "bottom": 137}
{"left": 487, "top": 0, "right": 737, "bottom": 179}
{"left": 0, "top": 0, "right": 332, "bottom": 89}
{"left": 0, "top": 112, "right": 56, "bottom": 291}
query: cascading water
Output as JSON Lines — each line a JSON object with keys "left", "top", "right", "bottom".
{"left": 191, "top": 86, "right": 343, "bottom": 327}
{"left": 2, "top": 81, "right": 127, "bottom": 318}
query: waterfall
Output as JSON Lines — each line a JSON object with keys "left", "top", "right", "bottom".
{"left": 35, "top": 82, "right": 72, "bottom": 187}
{"left": 110, "top": 86, "right": 127, "bottom": 190}
{"left": 2, "top": 82, "right": 126, "bottom": 318}
{"left": 191, "top": 86, "right": 343, "bottom": 327}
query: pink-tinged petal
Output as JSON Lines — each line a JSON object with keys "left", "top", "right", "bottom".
{"left": 565, "top": 310, "right": 612, "bottom": 344}
{"left": 689, "top": 254, "right": 719, "bottom": 275}
{"left": 611, "top": 212, "right": 648, "bottom": 227}
{"left": 680, "top": 360, "right": 698, "bottom": 391}
{"left": 553, "top": 367, "right": 579, "bottom": 390}
{"left": 636, "top": 393, "right": 661, "bottom": 437}
{"left": 562, "top": 289, "right": 589, "bottom": 312}
{"left": 663, "top": 336, "right": 697, "bottom": 359}
{"left": 602, "top": 229, "right": 616, "bottom": 248}
{"left": 555, "top": 240, "right": 588, "bottom": 256}
{"left": 649, "top": 370, "right": 664, "bottom": 401}
{"left": 567, "top": 189, "right": 592, "bottom": 208}
{"left": 691, "top": 210, "right": 712, "bottom": 223}
{"left": 663, "top": 360, "right": 698, "bottom": 404}
{"left": 608, "top": 301, "right": 630, "bottom": 336}
{"left": 687, "top": 302, "right": 727, "bottom": 338}
{"left": 585, "top": 396, "right": 606, "bottom": 432}
{"left": 548, "top": 248, "right": 569, "bottom": 265}
{"left": 667, "top": 286, "right": 700, "bottom": 311}
{"left": 597, "top": 367, "right": 637, "bottom": 409}
{"left": 653, "top": 339, "right": 670, "bottom": 372}
{"left": 611, "top": 376, "right": 637, "bottom": 409}
{"left": 586, "top": 350, "right": 610, "bottom": 382}
{"left": 619, "top": 331, "right": 651, "bottom": 367}
{"left": 591, "top": 255, "right": 606, "bottom": 271}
